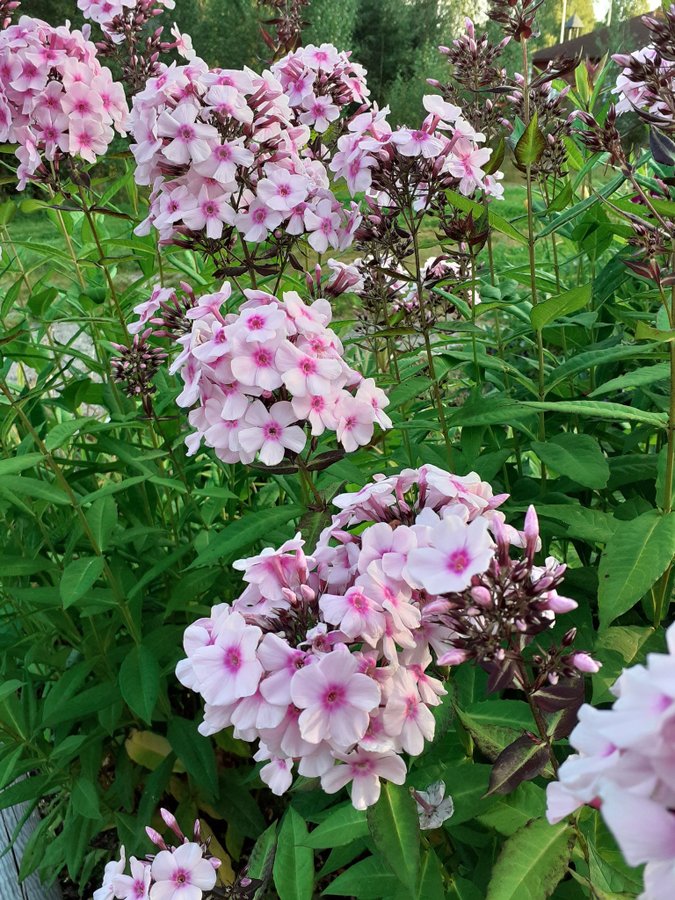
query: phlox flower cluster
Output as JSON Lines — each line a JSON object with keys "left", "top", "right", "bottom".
{"left": 330, "top": 93, "right": 501, "bottom": 201}
{"left": 547, "top": 624, "right": 675, "bottom": 900}
{"left": 613, "top": 45, "right": 674, "bottom": 122}
{"left": 176, "top": 464, "right": 582, "bottom": 810}
{"left": 130, "top": 51, "right": 361, "bottom": 251}
{"left": 271, "top": 43, "right": 369, "bottom": 134}
{"left": 128, "top": 281, "right": 391, "bottom": 465}
{"left": 0, "top": 15, "right": 128, "bottom": 187}
{"left": 78, "top": 0, "right": 174, "bottom": 41}
{"left": 93, "top": 808, "right": 219, "bottom": 900}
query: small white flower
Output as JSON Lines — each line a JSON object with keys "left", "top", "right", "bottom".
{"left": 413, "top": 780, "right": 454, "bottom": 829}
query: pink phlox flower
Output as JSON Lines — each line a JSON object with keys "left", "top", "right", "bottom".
{"left": 423, "top": 94, "right": 462, "bottom": 125}
{"left": 281, "top": 291, "right": 332, "bottom": 334}
{"left": 355, "top": 378, "right": 392, "bottom": 429}
{"left": 230, "top": 340, "right": 284, "bottom": 391}
{"left": 303, "top": 197, "right": 342, "bottom": 252}
{"left": 111, "top": 856, "right": 151, "bottom": 900}
{"left": 232, "top": 302, "right": 287, "bottom": 344}
{"left": 256, "top": 166, "right": 309, "bottom": 211}
{"left": 185, "top": 283, "right": 231, "bottom": 321}
{"left": 357, "top": 522, "right": 416, "bottom": 580}
{"left": 258, "top": 633, "right": 310, "bottom": 706}
{"left": 257, "top": 751, "right": 294, "bottom": 795}
{"left": 382, "top": 667, "right": 436, "bottom": 755}
{"left": 299, "top": 92, "right": 340, "bottom": 132}
{"left": 233, "top": 534, "right": 306, "bottom": 598}
{"left": 181, "top": 184, "right": 233, "bottom": 239}
{"left": 194, "top": 138, "right": 253, "bottom": 183}
{"left": 238, "top": 399, "right": 306, "bottom": 465}
{"left": 390, "top": 125, "right": 444, "bottom": 158}
{"left": 321, "top": 747, "right": 407, "bottom": 810}
{"left": 446, "top": 137, "right": 491, "bottom": 195}
{"left": 236, "top": 197, "right": 284, "bottom": 243}
{"left": 319, "top": 585, "right": 386, "bottom": 646}
{"left": 290, "top": 643, "right": 381, "bottom": 747}
{"left": 406, "top": 514, "right": 494, "bottom": 595}
{"left": 189, "top": 610, "right": 263, "bottom": 707}
{"left": 150, "top": 842, "right": 217, "bottom": 900}
{"left": 157, "top": 101, "right": 218, "bottom": 165}
{"left": 93, "top": 846, "right": 126, "bottom": 900}
{"left": 335, "top": 394, "right": 375, "bottom": 452}
{"left": 275, "top": 340, "right": 343, "bottom": 396}
{"left": 291, "top": 392, "right": 339, "bottom": 436}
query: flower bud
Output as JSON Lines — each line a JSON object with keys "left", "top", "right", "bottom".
{"left": 569, "top": 652, "right": 602, "bottom": 674}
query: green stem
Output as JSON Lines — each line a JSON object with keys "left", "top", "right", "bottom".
{"left": 521, "top": 39, "right": 547, "bottom": 481}
{"left": 411, "top": 221, "right": 454, "bottom": 467}
{"left": 76, "top": 184, "right": 128, "bottom": 334}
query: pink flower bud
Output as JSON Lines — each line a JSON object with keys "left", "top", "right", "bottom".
{"left": 569, "top": 652, "right": 601, "bottom": 674}
{"left": 437, "top": 647, "right": 469, "bottom": 666}
{"left": 470, "top": 586, "right": 492, "bottom": 607}
{"left": 546, "top": 593, "right": 578, "bottom": 614}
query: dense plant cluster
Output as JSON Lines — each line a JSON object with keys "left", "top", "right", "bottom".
{"left": 0, "top": 0, "right": 673, "bottom": 898}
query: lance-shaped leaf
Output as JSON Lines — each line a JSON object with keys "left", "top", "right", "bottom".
{"left": 485, "top": 733, "right": 550, "bottom": 797}
{"left": 486, "top": 819, "right": 574, "bottom": 900}
{"left": 530, "top": 283, "right": 591, "bottom": 331}
{"left": 650, "top": 128, "right": 675, "bottom": 165}
{"left": 367, "top": 783, "right": 420, "bottom": 891}
{"left": 514, "top": 112, "right": 546, "bottom": 169}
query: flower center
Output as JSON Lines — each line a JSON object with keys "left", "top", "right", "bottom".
{"left": 447, "top": 550, "right": 469, "bottom": 573}
{"left": 253, "top": 348, "right": 272, "bottom": 367}
{"left": 224, "top": 647, "right": 242, "bottom": 672}
{"left": 323, "top": 684, "right": 345, "bottom": 706}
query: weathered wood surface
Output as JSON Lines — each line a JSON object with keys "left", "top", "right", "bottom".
{"left": 0, "top": 805, "right": 62, "bottom": 900}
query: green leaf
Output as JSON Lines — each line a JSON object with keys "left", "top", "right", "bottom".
{"left": 0, "top": 475, "right": 69, "bottom": 505}
{"left": 45, "top": 418, "right": 91, "bottom": 451}
{"left": 304, "top": 803, "right": 368, "bottom": 849}
{"left": 119, "top": 645, "right": 160, "bottom": 724}
{"left": 323, "top": 854, "right": 399, "bottom": 898}
{"left": 530, "top": 284, "right": 591, "bottom": 331}
{"left": 477, "top": 783, "right": 547, "bottom": 836}
{"left": 514, "top": 112, "right": 546, "bottom": 168}
{"left": 0, "top": 453, "right": 42, "bottom": 476}
{"left": 634, "top": 321, "right": 675, "bottom": 342}
{"left": 272, "top": 807, "right": 314, "bottom": 900}
{"left": 485, "top": 819, "right": 573, "bottom": 900}
{"left": 485, "top": 734, "right": 549, "bottom": 797}
{"left": 531, "top": 433, "right": 609, "bottom": 489}
{"left": 167, "top": 716, "right": 218, "bottom": 798}
{"left": 248, "top": 822, "right": 277, "bottom": 882}
{"left": 529, "top": 504, "right": 616, "bottom": 543}
{"left": 522, "top": 400, "right": 667, "bottom": 429}
{"left": 71, "top": 777, "right": 100, "bottom": 819}
{"left": 0, "top": 680, "right": 23, "bottom": 708}
{"left": 86, "top": 496, "right": 117, "bottom": 552}
{"left": 444, "top": 189, "right": 526, "bottom": 245}
{"left": 598, "top": 510, "right": 675, "bottom": 627}
{"left": 412, "top": 849, "right": 446, "bottom": 900}
{"left": 190, "top": 503, "right": 306, "bottom": 568}
{"left": 367, "top": 782, "right": 420, "bottom": 891}
{"left": 60, "top": 556, "right": 104, "bottom": 608}
{"left": 589, "top": 362, "right": 670, "bottom": 397}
